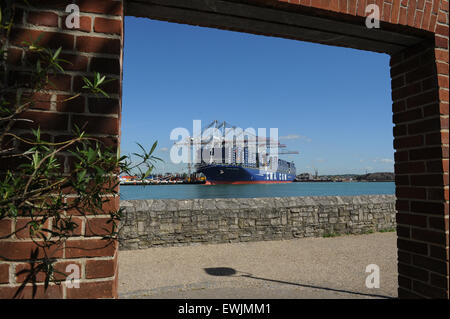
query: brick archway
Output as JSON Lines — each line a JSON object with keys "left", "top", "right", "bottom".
{"left": 0, "top": 0, "right": 448, "bottom": 298}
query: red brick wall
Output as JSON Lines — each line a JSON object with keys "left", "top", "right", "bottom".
{"left": 280, "top": 0, "right": 446, "bottom": 33}
{"left": 131, "top": 0, "right": 448, "bottom": 299}
{"left": 0, "top": 0, "right": 123, "bottom": 299}
{"left": 279, "top": 0, "right": 449, "bottom": 298}
{"left": 391, "top": 42, "right": 448, "bottom": 298}
{"left": 0, "top": 0, "right": 448, "bottom": 299}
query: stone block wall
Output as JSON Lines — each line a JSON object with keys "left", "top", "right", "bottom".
{"left": 118, "top": 195, "right": 396, "bottom": 250}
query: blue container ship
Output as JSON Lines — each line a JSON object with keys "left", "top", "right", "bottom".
{"left": 196, "top": 161, "right": 296, "bottom": 185}
{"left": 188, "top": 120, "right": 297, "bottom": 185}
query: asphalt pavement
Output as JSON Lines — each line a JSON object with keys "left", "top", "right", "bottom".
{"left": 118, "top": 232, "right": 398, "bottom": 299}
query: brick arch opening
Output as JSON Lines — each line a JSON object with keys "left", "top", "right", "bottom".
{"left": 0, "top": 0, "right": 448, "bottom": 299}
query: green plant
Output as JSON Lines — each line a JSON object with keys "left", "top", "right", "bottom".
{"left": 322, "top": 232, "right": 340, "bottom": 238}
{"left": 379, "top": 228, "right": 396, "bottom": 233}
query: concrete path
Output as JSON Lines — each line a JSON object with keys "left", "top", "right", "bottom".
{"left": 118, "top": 232, "right": 398, "bottom": 299}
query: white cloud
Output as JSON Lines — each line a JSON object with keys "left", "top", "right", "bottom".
{"left": 159, "top": 147, "right": 169, "bottom": 152}
{"left": 279, "top": 134, "right": 312, "bottom": 143}
{"left": 373, "top": 158, "right": 394, "bottom": 163}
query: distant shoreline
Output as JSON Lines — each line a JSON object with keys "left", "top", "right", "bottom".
{"left": 120, "top": 180, "right": 395, "bottom": 186}
{"left": 294, "top": 180, "right": 394, "bottom": 183}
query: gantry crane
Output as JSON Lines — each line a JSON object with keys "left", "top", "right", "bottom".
{"left": 174, "top": 120, "right": 299, "bottom": 176}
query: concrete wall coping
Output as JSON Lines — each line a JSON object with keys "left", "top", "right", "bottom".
{"left": 120, "top": 194, "right": 397, "bottom": 212}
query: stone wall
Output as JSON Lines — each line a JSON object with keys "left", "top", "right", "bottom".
{"left": 118, "top": 195, "right": 396, "bottom": 250}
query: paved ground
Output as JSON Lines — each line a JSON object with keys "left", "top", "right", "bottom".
{"left": 118, "top": 232, "right": 398, "bottom": 299}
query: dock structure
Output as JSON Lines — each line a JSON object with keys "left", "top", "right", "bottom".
{"left": 119, "top": 175, "right": 205, "bottom": 185}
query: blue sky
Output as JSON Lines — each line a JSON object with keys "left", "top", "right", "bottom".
{"left": 121, "top": 17, "right": 394, "bottom": 175}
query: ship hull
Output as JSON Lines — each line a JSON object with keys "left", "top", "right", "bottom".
{"left": 197, "top": 164, "right": 296, "bottom": 185}
{"left": 205, "top": 180, "right": 292, "bottom": 185}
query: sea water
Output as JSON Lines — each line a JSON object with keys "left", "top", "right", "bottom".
{"left": 119, "top": 182, "right": 395, "bottom": 200}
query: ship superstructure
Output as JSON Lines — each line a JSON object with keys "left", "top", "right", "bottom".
{"left": 175, "top": 120, "right": 298, "bottom": 184}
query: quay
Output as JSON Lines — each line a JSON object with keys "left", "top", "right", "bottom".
{"left": 120, "top": 179, "right": 205, "bottom": 185}
{"left": 119, "top": 174, "right": 206, "bottom": 185}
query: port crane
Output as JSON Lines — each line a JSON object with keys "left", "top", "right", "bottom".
{"left": 174, "top": 120, "right": 299, "bottom": 176}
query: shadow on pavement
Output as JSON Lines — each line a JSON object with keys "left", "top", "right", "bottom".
{"left": 204, "top": 267, "right": 393, "bottom": 299}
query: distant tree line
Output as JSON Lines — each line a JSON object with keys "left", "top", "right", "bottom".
{"left": 356, "top": 172, "right": 395, "bottom": 182}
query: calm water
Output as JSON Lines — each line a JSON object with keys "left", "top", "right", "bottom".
{"left": 119, "top": 182, "right": 395, "bottom": 200}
